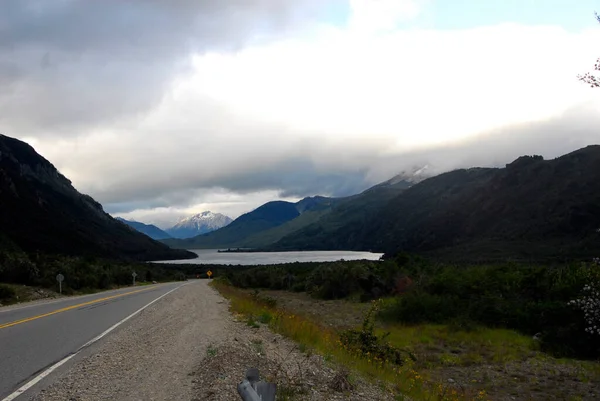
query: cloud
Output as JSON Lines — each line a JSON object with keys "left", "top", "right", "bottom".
{"left": 364, "top": 102, "right": 600, "bottom": 183}
{"left": 0, "top": 0, "right": 340, "bottom": 135}
{"left": 3, "top": 1, "right": 600, "bottom": 226}
{"left": 109, "top": 101, "right": 600, "bottom": 227}
{"left": 348, "top": 0, "right": 426, "bottom": 32}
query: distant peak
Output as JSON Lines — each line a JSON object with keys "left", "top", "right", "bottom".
{"left": 167, "top": 210, "right": 233, "bottom": 238}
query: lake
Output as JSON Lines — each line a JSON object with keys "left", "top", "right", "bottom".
{"left": 155, "top": 249, "right": 384, "bottom": 265}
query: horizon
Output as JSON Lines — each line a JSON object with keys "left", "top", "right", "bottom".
{"left": 2, "top": 0, "right": 599, "bottom": 227}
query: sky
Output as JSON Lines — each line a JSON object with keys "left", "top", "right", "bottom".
{"left": 1, "top": 0, "right": 599, "bottom": 228}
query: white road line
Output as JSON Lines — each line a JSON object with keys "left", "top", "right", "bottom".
{"left": 1, "top": 283, "right": 188, "bottom": 401}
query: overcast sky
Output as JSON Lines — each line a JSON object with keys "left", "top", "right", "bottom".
{"left": 2, "top": 0, "right": 599, "bottom": 228}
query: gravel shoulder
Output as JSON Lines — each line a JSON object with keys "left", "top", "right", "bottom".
{"left": 193, "top": 319, "right": 395, "bottom": 401}
{"left": 30, "top": 280, "right": 394, "bottom": 401}
{"left": 31, "top": 280, "right": 231, "bottom": 401}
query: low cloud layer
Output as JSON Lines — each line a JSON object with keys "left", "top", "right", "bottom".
{"left": 2, "top": 1, "right": 599, "bottom": 227}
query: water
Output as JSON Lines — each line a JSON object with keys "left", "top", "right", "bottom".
{"left": 154, "top": 249, "right": 383, "bottom": 265}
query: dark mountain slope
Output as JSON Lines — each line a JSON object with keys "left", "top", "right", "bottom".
{"left": 116, "top": 218, "right": 172, "bottom": 240}
{"left": 275, "top": 146, "right": 600, "bottom": 261}
{"left": 0, "top": 134, "right": 194, "bottom": 261}
{"left": 236, "top": 197, "right": 340, "bottom": 248}
{"left": 271, "top": 179, "right": 411, "bottom": 250}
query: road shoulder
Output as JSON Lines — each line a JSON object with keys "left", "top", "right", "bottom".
{"left": 30, "top": 281, "right": 231, "bottom": 401}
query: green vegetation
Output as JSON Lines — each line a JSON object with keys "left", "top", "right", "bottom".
{"left": 0, "top": 248, "right": 188, "bottom": 297}
{"left": 340, "top": 300, "right": 416, "bottom": 366}
{"left": 213, "top": 279, "right": 491, "bottom": 400}
{"left": 214, "top": 260, "right": 600, "bottom": 400}
{"left": 0, "top": 283, "right": 16, "bottom": 301}
{"left": 206, "top": 344, "right": 218, "bottom": 358}
{"left": 220, "top": 256, "right": 600, "bottom": 358}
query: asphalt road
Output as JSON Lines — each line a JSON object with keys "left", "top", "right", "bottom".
{"left": 0, "top": 282, "right": 187, "bottom": 400}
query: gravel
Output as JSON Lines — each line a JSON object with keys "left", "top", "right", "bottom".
{"left": 31, "top": 281, "right": 231, "bottom": 401}
{"left": 30, "top": 280, "right": 395, "bottom": 401}
{"left": 192, "top": 325, "right": 396, "bottom": 401}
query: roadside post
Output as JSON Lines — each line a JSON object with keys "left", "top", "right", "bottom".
{"left": 132, "top": 271, "right": 137, "bottom": 286}
{"left": 56, "top": 273, "right": 64, "bottom": 294}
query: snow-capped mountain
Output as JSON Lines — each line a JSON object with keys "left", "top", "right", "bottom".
{"left": 166, "top": 211, "right": 233, "bottom": 239}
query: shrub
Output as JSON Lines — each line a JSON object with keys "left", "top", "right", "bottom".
{"left": 569, "top": 259, "right": 600, "bottom": 336}
{"left": 340, "top": 300, "right": 416, "bottom": 366}
{"left": 0, "top": 284, "right": 16, "bottom": 301}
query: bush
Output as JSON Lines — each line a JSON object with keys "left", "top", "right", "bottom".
{"left": 0, "top": 284, "right": 16, "bottom": 301}
{"left": 380, "top": 260, "right": 600, "bottom": 358}
{"left": 220, "top": 256, "right": 600, "bottom": 358}
{"left": 340, "top": 300, "right": 416, "bottom": 365}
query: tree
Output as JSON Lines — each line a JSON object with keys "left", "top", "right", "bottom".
{"left": 578, "top": 13, "right": 600, "bottom": 88}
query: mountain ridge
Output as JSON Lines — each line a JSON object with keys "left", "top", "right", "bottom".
{"left": 162, "top": 197, "right": 336, "bottom": 249}
{"left": 115, "top": 217, "right": 172, "bottom": 240}
{"left": 0, "top": 134, "right": 195, "bottom": 261}
{"left": 273, "top": 146, "right": 600, "bottom": 261}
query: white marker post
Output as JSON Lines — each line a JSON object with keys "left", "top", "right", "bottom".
{"left": 56, "top": 273, "right": 64, "bottom": 294}
{"left": 132, "top": 271, "right": 137, "bottom": 286}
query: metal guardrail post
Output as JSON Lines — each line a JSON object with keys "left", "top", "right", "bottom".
{"left": 237, "top": 368, "right": 276, "bottom": 401}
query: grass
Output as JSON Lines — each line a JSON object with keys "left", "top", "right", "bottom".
{"left": 380, "top": 324, "right": 538, "bottom": 368}
{"left": 250, "top": 338, "right": 264, "bottom": 354}
{"left": 214, "top": 281, "right": 600, "bottom": 400}
{"left": 212, "top": 280, "right": 490, "bottom": 400}
{"left": 206, "top": 344, "right": 218, "bottom": 358}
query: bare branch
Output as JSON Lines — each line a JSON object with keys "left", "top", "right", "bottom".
{"left": 578, "top": 13, "right": 600, "bottom": 88}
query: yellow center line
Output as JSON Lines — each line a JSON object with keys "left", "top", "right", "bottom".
{"left": 0, "top": 286, "right": 158, "bottom": 330}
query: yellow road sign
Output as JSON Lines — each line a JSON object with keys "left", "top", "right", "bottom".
{"left": 207, "top": 270, "right": 213, "bottom": 278}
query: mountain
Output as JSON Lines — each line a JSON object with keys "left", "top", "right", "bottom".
{"left": 115, "top": 218, "right": 172, "bottom": 240}
{"left": 0, "top": 134, "right": 194, "bottom": 261}
{"left": 371, "top": 165, "right": 431, "bottom": 189}
{"left": 268, "top": 177, "right": 412, "bottom": 251}
{"left": 274, "top": 146, "right": 600, "bottom": 261}
{"left": 163, "top": 197, "right": 335, "bottom": 249}
{"left": 166, "top": 211, "right": 232, "bottom": 239}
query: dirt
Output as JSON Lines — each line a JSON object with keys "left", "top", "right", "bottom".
{"left": 429, "top": 360, "right": 600, "bottom": 401}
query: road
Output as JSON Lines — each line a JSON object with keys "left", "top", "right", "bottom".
{"left": 0, "top": 282, "right": 187, "bottom": 400}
